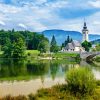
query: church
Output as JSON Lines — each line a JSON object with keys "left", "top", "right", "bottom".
{"left": 61, "top": 22, "right": 89, "bottom": 52}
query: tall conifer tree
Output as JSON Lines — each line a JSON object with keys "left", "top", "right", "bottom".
{"left": 50, "top": 35, "right": 59, "bottom": 52}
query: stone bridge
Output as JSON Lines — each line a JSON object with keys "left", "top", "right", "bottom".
{"left": 80, "top": 52, "right": 100, "bottom": 61}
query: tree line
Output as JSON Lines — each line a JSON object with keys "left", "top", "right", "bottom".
{"left": 0, "top": 29, "right": 61, "bottom": 58}
{"left": 0, "top": 29, "right": 49, "bottom": 58}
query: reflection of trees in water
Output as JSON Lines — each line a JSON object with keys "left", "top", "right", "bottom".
{"left": 26, "top": 61, "right": 49, "bottom": 76}
{"left": 61, "top": 64, "right": 80, "bottom": 73}
{"left": 26, "top": 61, "right": 50, "bottom": 82}
{"left": 0, "top": 59, "right": 26, "bottom": 78}
{"left": 0, "top": 59, "right": 94, "bottom": 81}
{"left": 50, "top": 61, "right": 59, "bottom": 80}
{"left": 0, "top": 59, "right": 50, "bottom": 79}
{"left": 49, "top": 60, "right": 81, "bottom": 80}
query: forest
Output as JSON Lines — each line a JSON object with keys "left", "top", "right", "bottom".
{"left": 0, "top": 29, "right": 49, "bottom": 58}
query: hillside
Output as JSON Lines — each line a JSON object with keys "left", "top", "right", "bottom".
{"left": 91, "top": 39, "right": 100, "bottom": 44}
{"left": 41, "top": 29, "right": 100, "bottom": 45}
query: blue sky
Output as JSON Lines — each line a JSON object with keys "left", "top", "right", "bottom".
{"left": 0, "top": 0, "right": 100, "bottom": 34}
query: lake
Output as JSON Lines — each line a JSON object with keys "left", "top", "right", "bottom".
{"left": 0, "top": 59, "right": 100, "bottom": 97}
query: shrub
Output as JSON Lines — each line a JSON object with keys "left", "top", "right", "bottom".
{"left": 28, "top": 94, "right": 37, "bottom": 100}
{"left": 94, "top": 56, "right": 100, "bottom": 62}
{"left": 96, "top": 80, "right": 100, "bottom": 86}
{"left": 66, "top": 67, "right": 96, "bottom": 95}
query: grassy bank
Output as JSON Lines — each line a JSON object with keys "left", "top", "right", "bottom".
{"left": 0, "top": 50, "right": 79, "bottom": 60}
{"left": 25, "top": 50, "right": 80, "bottom": 60}
{"left": 1, "top": 81, "right": 100, "bottom": 100}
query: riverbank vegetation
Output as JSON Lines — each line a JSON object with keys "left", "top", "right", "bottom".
{"left": 93, "top": 56, "right": 100, "bottom": 62}
{"left": 92, "top": 44, "right": 100, "bottom": 52}
{"left": 82, "top": 40, "right": 92, "bottom": 52}
{"left": 1, "top": 84, "right": 100, "bottom": 100}
{"left": 0, "top": 67, "right": 100, "bottom": 100}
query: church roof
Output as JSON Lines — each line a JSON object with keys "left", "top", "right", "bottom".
{"left": 65, "top": 40, "right": 81, "bottom": 50}
{"left": 65, "top": 43, "right": 74, "bottom": 50}
{"left": 72, "top": 40, "right": 81, "bottom": 47}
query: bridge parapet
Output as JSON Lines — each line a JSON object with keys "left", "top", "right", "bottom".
{"left": 80, "top": 52, "right": 100, "bottom": 60}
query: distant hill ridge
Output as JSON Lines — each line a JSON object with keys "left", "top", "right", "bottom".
{"left": 41, "top": 29, "right": 100, "bottom": 45}
{"left": 91, "top": 39, "right": 100, "bottom": 44}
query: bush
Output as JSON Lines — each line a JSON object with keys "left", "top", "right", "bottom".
{"left": 28, "top": 94, "right": 37, "bottom": 100}
{"left": 66, "top": 67, "right": 96, "bottom": 95}
{"left": 94, "top": 56, "right": 100, "bottom": 62}
{"left": 96, "top": 80, "right": 100, "bottom": 86}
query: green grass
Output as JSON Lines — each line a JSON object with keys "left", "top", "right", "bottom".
{"left": 39, "top": 52, "right": 79, "bottom": 59}
{"left": 25, "top": 50, "right": 40, "bottom": 59}
{"left": 30, "top": 83, "right": 100, "bottom": 100}
{"left": 54, "top": 52, "right": 78, "bottom": 57}
{"left": 52, "top": 52, "right": 79, "bottom": 59}
{"left": 25, "top": 50, "right": 40, "bottom": 55}
{"left": 0, "top": 75, "right": 38, "bottom": 81}
{"left": 1, "top": 50, "right": 79, "bottom": 60}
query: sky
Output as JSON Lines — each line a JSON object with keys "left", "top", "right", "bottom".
{"left": 0, "top": 0, "right": 100, "bottom": 34}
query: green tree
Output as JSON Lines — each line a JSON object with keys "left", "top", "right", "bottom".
{"left": 94, "top": 44, "right": 100, "bottom": 51}
{"left": 38, "top": 40, "right": 49, "bottom": 53}
{"left": 3, "top": 32, "right": 26, "bottom": 58}
{"left": 12, "top": 38, "right": 26, "bottom": 58}
{"left": 82, "top": 41, "right": 92, "bottom": 52}
{"left": 51, "top": 35, "right": 57, "bottom": 46}
{"left": 3, "top": 38, "right": 12, "bottom": 58}
{"left": 61, "top": 36, "right": 73, "bottom": 48}
{"left": 67, "top": 35, "right": 71, "bottom": 43}
{"left": 50, "top": 35, "right": 59, "bottom": 52}
{"left": 0, "top": 30, "right": 49, "bottom": 51}
{"left": 0, "top": 31, "right": 10, "bottom": 50}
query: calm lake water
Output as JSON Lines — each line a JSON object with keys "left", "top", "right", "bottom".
{"left": 0, "top": 59, "right": 100, "bottom": 97}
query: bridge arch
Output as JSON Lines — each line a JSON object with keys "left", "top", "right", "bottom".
{"left": 80, "top": 52, "right": 100, "bottom": 61}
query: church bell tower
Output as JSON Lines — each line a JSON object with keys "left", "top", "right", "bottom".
{"left": 82, "top": 22, "right": 89, "bottom": 42}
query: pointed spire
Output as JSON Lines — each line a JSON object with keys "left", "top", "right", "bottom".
{"left": 84, "top": 22, "right": 86, "bottom": 27}
{"left": 83, "top": 19, "right": 87, "bottom": 29}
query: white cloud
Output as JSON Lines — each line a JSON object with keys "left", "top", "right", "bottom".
{"left": 0, "top": 3, "right": 21, "bottom": 13}
{"left": 45, "top": 0, "right": 68, "bottom": 8}
{"left": 87, "top": 12, "right": 100, "bottom": 34}
{"left": 0, "top": 20, "right": 5, "bottom": 26}
{"left": 88, "top": 0, "right": 100, "bottom": 8}
{"left": 18, "top": 23, "right": 27, "bottom": 29}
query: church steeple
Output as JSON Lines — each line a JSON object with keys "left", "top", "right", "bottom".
{"left": 82, "top": 21, "right": 89, "bottom": 42}
{"left": 83, "top": 22, "right": 87, "bottom": 29}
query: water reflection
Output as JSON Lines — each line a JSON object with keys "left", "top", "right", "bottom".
{"left": 0, "top": 59, "right": 76, "bottom": 81}
{"left": 0, "top": 59, "right": 100, "bottom": 97}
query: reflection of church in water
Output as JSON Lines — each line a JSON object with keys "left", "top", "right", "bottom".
{"left": 62, "top": 22, "right": 89, "bottom": 52}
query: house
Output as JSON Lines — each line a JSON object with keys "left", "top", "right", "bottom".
{"left": 61, "top": 40, "right": 85, "bottom": 52}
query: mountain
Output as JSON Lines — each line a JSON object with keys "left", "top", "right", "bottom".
{"left": 41, "top": 29, "right": 100, "bottom": 45}
{"left": 91, "top": 39, "right": 100, "bottom": 44}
